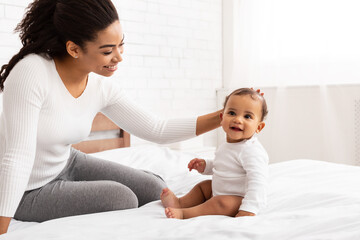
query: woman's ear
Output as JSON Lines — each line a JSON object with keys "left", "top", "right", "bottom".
{"left": 66, "top": 40, "right": 81, "bottom": 59}
{"left": 256, "top": 122, "right": 265, "bottom": 133}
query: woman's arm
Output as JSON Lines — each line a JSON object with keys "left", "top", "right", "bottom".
{"left": 0, "top": 216, "right": 11, "bottom": 235}
{"left": 196, "top": 110, "right": 222, "bottom": 136}
{"left": 101, "top": 84, "right": 222, "bottom": 144}
{"left": 0, "top": 55, "right": 44, "bottom": 221}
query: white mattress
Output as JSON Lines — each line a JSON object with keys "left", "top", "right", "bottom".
{"left": 2, "top": 145, "right": 360, "bottom": 240}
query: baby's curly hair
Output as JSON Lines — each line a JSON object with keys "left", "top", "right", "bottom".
{"left": 223, "top": 88, "right": 268, "bottom": 121}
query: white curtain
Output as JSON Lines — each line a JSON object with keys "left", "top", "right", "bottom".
{"left": 222, "top": 0, "right": 360, "bottom": 165}
{"left": 228, "top": 0, "right": 360, "bottom": 88}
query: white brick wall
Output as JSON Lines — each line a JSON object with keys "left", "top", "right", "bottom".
{"left": 0, "top": 0, "right": 222, "bottom": 148}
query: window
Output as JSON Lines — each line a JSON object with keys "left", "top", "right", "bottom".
{"left": 226, "top": 0, "right": 360, "bottom": 87}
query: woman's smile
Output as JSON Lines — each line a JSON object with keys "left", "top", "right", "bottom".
{"left": 104, "top": 65, "right": 118, "bottom": 72}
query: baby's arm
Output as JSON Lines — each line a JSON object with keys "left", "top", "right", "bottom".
{"left": 188, "top": 158, "right": 206, "bottom": 173}
{"left": 238, "top": 148, "right": 269, "bottom": 215}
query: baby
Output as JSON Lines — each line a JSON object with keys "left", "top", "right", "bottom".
{"left": 161, "top": 88, "right": 269, "bottom": 219}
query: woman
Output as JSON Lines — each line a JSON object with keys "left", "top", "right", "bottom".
{"left": 0, "top": 0, "right": 221, "bottom": 234}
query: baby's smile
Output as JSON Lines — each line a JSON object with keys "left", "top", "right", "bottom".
{"left": 230, "top": 126, "right": 243, "bottom": 131}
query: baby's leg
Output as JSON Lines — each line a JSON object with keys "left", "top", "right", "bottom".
{"left": 161, "top": 180, "right": 212, "bottom": 208}
{"left": 165, "top": 195, "right": 243, "bottom": 219}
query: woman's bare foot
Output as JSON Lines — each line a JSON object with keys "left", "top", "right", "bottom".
{"left": 160, "top": 188, "right": 181, "bottom": 208}
{"left": 165, "top": 207, "right": 184, "bottom": 219}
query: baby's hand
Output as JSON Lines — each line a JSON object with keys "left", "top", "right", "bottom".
{"left": 188, "top": 158, "right": 206, "bottom": 173}
{"left": 235, "top": 210, "right": 256, "bottom": 217}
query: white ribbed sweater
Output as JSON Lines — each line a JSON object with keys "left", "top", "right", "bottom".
{"left": 0, "top": 54, "right": 196, "bottom": 217}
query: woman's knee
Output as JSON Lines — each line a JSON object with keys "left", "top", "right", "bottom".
{"left": 135, "top": 171, "right": 166, "bottom": 206}
{"left": 143, "top": 171, "right": 166, "bottom": 194}
{"left": 14, "top": 181, "right": 139, "bottom": 222}
{"left": 101, "top": 182, "right": 139, "bottom": 210}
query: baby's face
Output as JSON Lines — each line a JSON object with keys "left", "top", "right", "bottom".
{"left": 221, "top": 94, "right": 265, "bottom": 143}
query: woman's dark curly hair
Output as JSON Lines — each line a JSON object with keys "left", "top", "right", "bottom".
{"left": 0, "top": 0, "right": 119, "bottom": 91}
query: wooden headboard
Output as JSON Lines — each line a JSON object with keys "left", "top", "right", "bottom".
{"left": 72, "top": 113, "right": 130, "bottom": 153}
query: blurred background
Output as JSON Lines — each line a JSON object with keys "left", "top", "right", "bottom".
{"left": 1, "top": 0, "right": 360, "bottom": 165}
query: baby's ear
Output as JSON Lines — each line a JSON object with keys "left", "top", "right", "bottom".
{"left": 256, "top": 122, "right": 265, "bottom": 133}
{"left": 220, "top": 112, "right": 223, "bottom": 120}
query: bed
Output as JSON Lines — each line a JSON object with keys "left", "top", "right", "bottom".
{"left": 2, "top": 113, "right": 360, "bottom": 240}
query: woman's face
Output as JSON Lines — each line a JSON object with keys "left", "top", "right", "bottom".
{"left": 78, "top": 20, "right": 124, "bottom": 77}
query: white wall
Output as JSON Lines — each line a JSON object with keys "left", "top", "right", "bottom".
{"left": 0, "top": 0, "right": 223, "bottom": 148}
{"left": 0, "top": 1, "right": 28, "bottom": 66}
{"left": 220, "top": 0, "right": 360, "bottom": 166}
{"left": 0, "top": 1, "right": 28, "bottom": 114}
{"left": 259, "top": 85, "right": 360, "bottom": 166}
{"left": 218, "top": 85, "right": 360, "bottom": 166}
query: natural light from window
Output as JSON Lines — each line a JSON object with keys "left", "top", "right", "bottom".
{"left": 230, "top": 0, "right": 360, "bottom": 87}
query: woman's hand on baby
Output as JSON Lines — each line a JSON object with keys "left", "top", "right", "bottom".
{"left": 235, "top": 210, "right": 256, "bottom": 217}
{"left": 250, "top": 87, "right": 264, "bottom": 96}
{"left": 188, "top": 158, "right": 206, "bottom": 173}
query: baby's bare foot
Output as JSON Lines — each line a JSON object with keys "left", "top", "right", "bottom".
{"left": 160, "top": 188, "right": 181, "bottom": 208}
{"left": 165, "top": 207, "right": 184, "bottom": 219}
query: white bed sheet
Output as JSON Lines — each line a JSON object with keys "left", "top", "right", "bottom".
{"left": 2, "top": 145, "right": 360, "bottom": 240}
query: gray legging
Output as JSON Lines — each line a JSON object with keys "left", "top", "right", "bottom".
{"left": 14, "top": 148, "right": 166, "bottom": 222}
